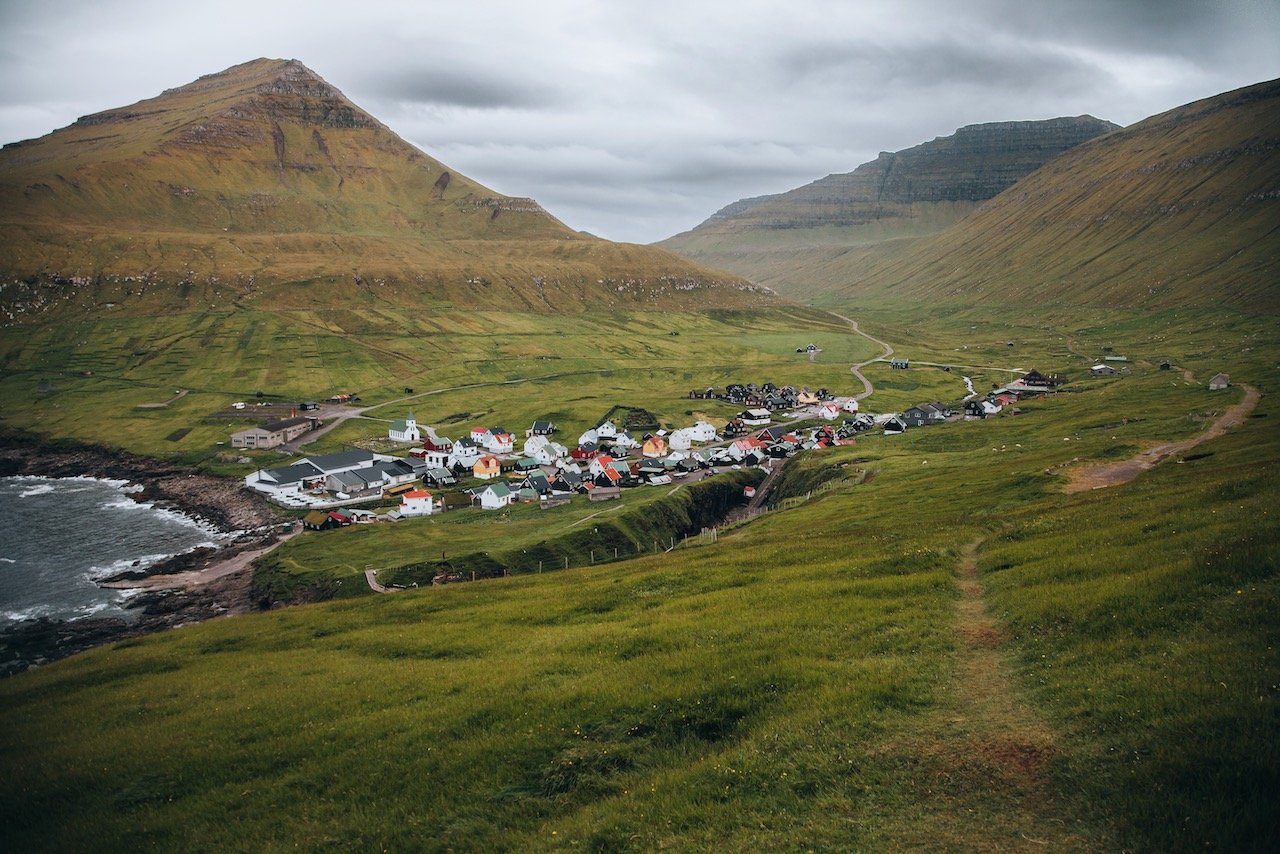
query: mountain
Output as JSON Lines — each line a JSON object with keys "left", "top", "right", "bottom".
{"left": 0, "top": 58, "right": 763, "bottom": 319}
{"left": 817, "top": 78, "right": 1280, "bottom": 312}
{"left": 658, "top": 116, "right": 1119, "bottom": 293}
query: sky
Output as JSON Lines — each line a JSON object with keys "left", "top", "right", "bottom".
{"left": 1, "top": 1, "right": 1277, "bottom": 243}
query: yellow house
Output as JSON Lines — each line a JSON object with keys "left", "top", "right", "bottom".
{"left": 473, "top": 455, "right": 502, "bottom": 480}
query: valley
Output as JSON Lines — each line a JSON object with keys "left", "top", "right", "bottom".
{"left": 0, "top": 57, "right": 1276, "bottom": 852}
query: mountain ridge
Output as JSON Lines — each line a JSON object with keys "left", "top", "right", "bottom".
{"left": 0, "top": 58, "right": 764, "bottom": 319}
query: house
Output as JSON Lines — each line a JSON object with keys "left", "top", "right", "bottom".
{"left": 230, "top": 416, "right": 319, "bottom": 449}
{"left": 327, "top": 511, "right": 353, "bottom": 527}
{"left": 589, "top": 486, "right": 622, "bottom": 502}
{"left": 388, "top": 411, "right": 421, "bottom": 443}
{"left": 841, "top": 397, "right": 860, "bottom": 413}
{"left": 1090, "top": 363, "right": 1119, "bottom": 377}
{"left": 964, "top": 400, "right": 1000, "bottom": 418}
{"left": 577, "top": 427, "right": 599, "bottom": 446}
{"left": 521, "top": 474, "right": 553, "bottom": 496}
{"left": 485, "top": 432, "right": 515, "bottom": 454}
{"left": 551, "top": 471, "right": 585, "bottom": 494}
{"left": 740, "top": 408, "right": 772, "bottom": 426}
{"left": 515, "top": 457, "right": 543, "bottom": 472}
{"left": 902, "top": 406, "right": 932, "bottom": 428}
{"left": 448, "top": 440, "right": 482, "bottom": 469}
{"left": 668, "top": 429, "right": 693, "bottom": 452}
{"left": 883, "top": 415, "right": 907, "bottom": 434}
{"left": 526, "top": 420, "right": 557, "bottom": 437}
{"left": 890, "top": 358, "right": 910, "bottom": 369}
{"left": 1022, "top": 369, "right": 1064, "bottom": 388}
{"left": 571, "top": 442, "right": 600, "bottom": 461}
{"left": 523, "top": 434, "right": 551, "bottom": 457}
{"left": 1209, "top": 373, "right": 1230, "bottom": 390}
{"left": 589, "top": 454, "right": 616, "bottom": 477}
{"left": 476, "top": 482, "right": 515, "bottom": 510}
{"left": 722, "top": 418, "right": 748, "bottom": 437}
{"left": 302, "top": 510, "right": 338, "bottom": 530}
{"left": 642, "top": 435, "right": 669, "bottom": 458}
{"left": 421, "top": 428, "right": 453, "bottom": 452}
{"left": 686, "top": 421, "right": 717, "bottom": 443}
{"left": 796, "top": 389, "right": 821, "bottom": 406}
{"left": 593, "top": 467, "right": 623, "bottom": 488}
{"left": 595, "top": 420, "right": 619, "bottom": 441}
{"left": 818, "top": 402, "right": 841, "bottom": 420}
{"left": 609, "top": 435, "right": 640, "bottom": 453}
{"left": 399, "top": 489, "right": 435, "bottom": 517}
{"left": 424, "top": 467, "right": 457, "bottom": 487}
{"left": 473, "top": 455, "right": 502, "bottom": 480}
{"left": 245, "top": 460, "right": 325, "bottom": 495}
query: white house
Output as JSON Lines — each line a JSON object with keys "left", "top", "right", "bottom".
{"left": 588, "top": 455, "right": 617, "bottom": 477}
{"left": 478, "top": 482, "right": 515, "bottom": 510}
{"left": 687, "top": 421, "right": 717, "bottom": 442}
{"left": 818, "top": 402, "right": 841, "bottom": 420}
{"left": 841, "top": 398, "right": 860, "bottom": 413}
{"left": 524, "top": 434, "right": 550, "bottom": 457}
{"left": 741, "top": 408, "right": 772, "bottom": 426}
{"left": 448, "top": 441, "right": 482, "bottom": 469}
{"left": 612, "top": 431, "right": 640, "bottom": 451}
{"left": 424, "top": 448, "right": 451, "bottom": 469}
{"left": 668, "top": 429, "right": 693, "bottom": 452}
{"left": 399, "top": 489, "right": 435, "bottom": 517}
{"left": 388, "top": 411, "right": 421, "bottom": 443}
{"left": 596, "top": 420, "right": 619, "bottom": 440}
{"left": 470, "top": 427, "right": 493, "bottom": 445}
{"left": 578, "top": 427, "right": 599, "bottom": 446}
{"left": 485, "top": 432, "right": 515, "bottom": 454}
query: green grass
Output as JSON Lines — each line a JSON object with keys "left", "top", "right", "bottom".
{"left": 0, "top": 301, "right": 1276, "bottom": 849}
{"left": 253, "top": 470, "right": 762, "bottom": 595}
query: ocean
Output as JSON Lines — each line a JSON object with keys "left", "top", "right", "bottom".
{"left": 0, "top": 475, "right": 229, "bottom": 627}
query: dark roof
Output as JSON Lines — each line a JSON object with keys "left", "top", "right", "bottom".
{"left": 262, "top": 416, "right": 314, "bottom": 432}
{"left": 305, "top": 449, "right": 376, "bottom": 472}
{"left": 262, "top": 461, "right": 323, "bottom": 484}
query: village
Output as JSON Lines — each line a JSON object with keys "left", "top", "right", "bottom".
{"left": 227, "top": 358, "right": 1119, "bottom": 532}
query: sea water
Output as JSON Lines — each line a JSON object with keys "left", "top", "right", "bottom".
{"left": 0, "top": 475, "right": 227, "bottom": 627}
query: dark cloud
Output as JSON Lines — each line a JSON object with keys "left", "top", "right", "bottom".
{"left": 780, "top": 38, "right": 1107, "bottom": 96}
{"left": 353, "top": 67, "right": 559, "bottom": 110}
{"left": 0, "top": 0, "right": 1276, "bottom": 242}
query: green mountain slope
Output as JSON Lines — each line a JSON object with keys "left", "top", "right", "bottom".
{"left": 0, "top": 58, "right": 763, "bottom": 318}
{"left": 659, "top": 116, "right": 1118, "bottom": 292}
{"left": 748, "top": 79, "right": 1280, "bottom": 312}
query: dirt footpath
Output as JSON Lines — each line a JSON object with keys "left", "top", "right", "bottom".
{"left": 1064, "top": 384, "right": 1259, "bottom": 493}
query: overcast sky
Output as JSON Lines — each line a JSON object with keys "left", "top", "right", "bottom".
{"left": 1, "top": 1, "right": 1277, "bottom": 242}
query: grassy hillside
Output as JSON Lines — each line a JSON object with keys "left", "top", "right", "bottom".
{"left": 746, "top": 79, "right": 1280, "bottom": 312}
{"left": 0, "top": 305, "right": 871, "bottom": 462}
{"left": 0, "top": 58, "right": 761, "bottom": 316}
{"left": 659, "top": 117, "right": 1117, "bottom": 294}
{"left": 1, "top": 303, "right": 1275, "bottom": 850}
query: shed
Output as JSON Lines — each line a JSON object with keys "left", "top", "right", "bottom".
{"left": 1208, "top": 373, "right": 1230, "bottom": 390}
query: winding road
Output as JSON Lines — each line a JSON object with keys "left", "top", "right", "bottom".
{"left": 825, "top": 311, "right": 894, "bottom": 401}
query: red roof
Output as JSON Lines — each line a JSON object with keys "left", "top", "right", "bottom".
{"left": 402, "top": 489, "right": 432, "bottom": 499}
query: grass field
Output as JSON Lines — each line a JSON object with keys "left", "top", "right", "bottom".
{"left": 0, "top": 306, "right": 876, "bottom": 463}
{"left": 0, "top": 301, "right": 1276, "bottom": 849}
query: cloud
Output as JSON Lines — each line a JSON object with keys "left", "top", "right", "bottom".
{"left": 0, "top": 0, "right": 1276, "bottom": 242}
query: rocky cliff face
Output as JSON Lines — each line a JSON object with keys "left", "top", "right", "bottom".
{"left": 698, "top": 116, "right": 1120, "bottom": 231}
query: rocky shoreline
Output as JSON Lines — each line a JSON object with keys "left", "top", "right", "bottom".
{"left": 0, "top": 433, "right": 291, "bottom": 676}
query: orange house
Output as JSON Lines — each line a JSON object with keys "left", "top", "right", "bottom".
{"left": 473, "top": 455, "right": 502, "bottom": 480}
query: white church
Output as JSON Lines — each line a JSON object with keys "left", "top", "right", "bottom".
{"left": 388, "top": 411, "right": 421, "bottom": 443}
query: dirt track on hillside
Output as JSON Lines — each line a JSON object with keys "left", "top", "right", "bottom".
{"left": 1063, "top": 383, "right": 1259, "bottom": 493}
